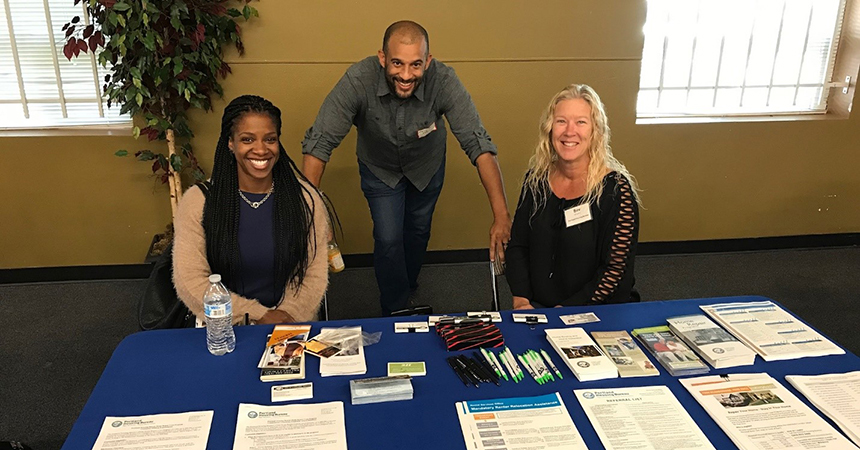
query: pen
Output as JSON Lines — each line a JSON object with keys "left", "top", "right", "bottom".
{"left": 446, "top": 357, "right": 470, "bottom": 387}
{"left": 453, "top": 356, "right": 481, "bottom": 388}
{"left": 529, "top": 350, "right": 555, "bottom": 381}
{"left": 479, "top": 348, "right": 503, "bottom": 380}
{"left": 467, "top": 354, "right": 500, "bottom": 386}
{"left": 487, "top": 349, "right": 508, "bottom": 381}
{"left": 525, "top": 352, "right": 548, "bottom": 383}
{"left": 505, "top": 347, "right": 524, "bottom": 381}
{"left": 540, "top": 349, "right": 564, "bottom": 379}
{"left": 497, "top": 351, "right": 518, "bottom": 383}
{"left": 518, "top": 354, "right": 541, "bottom": 384}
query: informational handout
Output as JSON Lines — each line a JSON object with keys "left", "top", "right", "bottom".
{"left": 574, "top": 386, "right": 714, "bottom": 450}
{"left": 91, "top": 411, "right": 213, "bottom": 450}
{"left": 318, "top": 326, "right": 367, "bottom": 376}
{"left": 456, "top": 392, "right": 588, "bottom": 450}
{"left": 700, "top": 301, "right": 844, "bottom": 361}
{"left": 233, "top": 402, "right": 347, "bottom": 450}
{"left": 786, "top": 371, "right": 860, "bottom": 447}
{"left": 680, "top": 373, "right": 858, "bottom": 450}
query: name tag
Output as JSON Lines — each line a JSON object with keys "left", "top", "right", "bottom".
{"left": 564, "top": 204, "right": 592, "bottom": 227}
{"left": 417, "top": 122, "right": 437, "bottom": 138}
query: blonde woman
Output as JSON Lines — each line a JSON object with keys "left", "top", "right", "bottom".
{"left": 506, "top": 84, "right": 641, "bottom": 309}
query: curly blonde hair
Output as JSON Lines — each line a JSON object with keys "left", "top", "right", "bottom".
{"left": 524, "top": 84, "right": 639, "bottom": 215}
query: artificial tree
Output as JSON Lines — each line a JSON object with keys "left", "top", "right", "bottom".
{"left": 62, "top": 0, "right": 259, "bottom": 221}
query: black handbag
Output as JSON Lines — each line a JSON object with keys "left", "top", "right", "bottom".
{"left": 137, "top": 241, "right": 195, "bottom": 330}
{"left": 137, "top": 181, "right": 210, "bottom": 331}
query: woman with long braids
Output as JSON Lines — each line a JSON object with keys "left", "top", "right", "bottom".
{"left": 505, "top": 84, "right": 641, "bottom": 309}
{"left": 173, "top": 95, "right": 329, "bottom": 324}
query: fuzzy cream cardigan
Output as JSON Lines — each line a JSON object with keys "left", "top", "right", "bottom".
{"left": 172, "top": 181, "right": 329, "bottom": 323}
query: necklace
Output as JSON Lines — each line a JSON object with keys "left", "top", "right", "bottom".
{"left": 238, "top": 184, "right": 274, "bottom": 209}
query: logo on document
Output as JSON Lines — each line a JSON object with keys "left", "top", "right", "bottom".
{"left": 582, "top": 392, "right": 595, "bottom": 399}
{"left": 577, "top": 361, "right": 590, "bottom": 368}
{"left": 111, "top": 421, "right": 123, "bottom": 428}
{"left": 248, "top": 411, "right": 258, "bottom": 418}
{"left": 712, "top": 347, "right": 725, "bottom": 354}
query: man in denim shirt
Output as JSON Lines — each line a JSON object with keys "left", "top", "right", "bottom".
{"left": 302, "top": 21, "right": 511, "bottom": 315}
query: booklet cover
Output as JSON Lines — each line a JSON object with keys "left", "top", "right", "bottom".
{"left": 545, "top": 328, "right": 618, "bottom": 382}
{"left": 259, "top": 325, "right": 312, "bottom": 382}
{"left": 591, "top": 330, "right": 660, "bottom": 377}
{"left": 667, "top": 314, "right": 756, "bottom": 368}
{"left": 631, "top": 326, "right": 709, "bottom": 377}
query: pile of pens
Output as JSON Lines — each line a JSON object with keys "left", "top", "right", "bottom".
{"left": 446, "top": 347, "right": 565, "bottom": 387}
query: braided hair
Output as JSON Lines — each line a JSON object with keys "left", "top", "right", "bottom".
{"left": 203, "top": 95, "right": 317, "bottom": 304}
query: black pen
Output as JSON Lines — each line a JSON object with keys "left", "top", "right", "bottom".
{"left": 459, "top": 355, "right": 491, "bottom": 386}
{"left": 471, "top": 352, "right": 501, "bottom": 385}
{"left": 446, "top": 357, "right": 471, "bottom": 387}
{"left": 453, "top": 356, "right": 481, "bottom": 387}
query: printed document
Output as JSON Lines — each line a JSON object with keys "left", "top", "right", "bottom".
{"left": 786, "top": 371, "right": 860, "bottom": 447}
{"left": 318, "top": 326, "right": 367, "bottom": 376}
{"left": 233, "top": 402, "right": 347, "bottom": 450}
{"left": 91, "top": 411, "right": 213, "bottom": 450}
{"left": 700, "top": 301, "right": 844, "bottom": 361}
{"left": 456, "top": 392, "right": 587, "bottom": 450}
{"left": 680, "top": 373, "right": 858, "bottom": 450}
{"left": 574, "top": 386, "right": 714, "bottom": 450}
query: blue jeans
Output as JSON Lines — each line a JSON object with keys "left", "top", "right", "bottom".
{"left": 359, "top": 159, "right": 445, "bottom": 315}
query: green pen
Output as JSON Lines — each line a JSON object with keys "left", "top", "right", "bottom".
{"left": 499, "top": 351, "right": 519, "bottom": 382}
{"left": 531, "top": 350, "right": 554, "bottom": 382}
{"left": 488, "top": 350, "right": 509, "bottom": 381}
{"left": 540, "top": 349, "right": 564, "bottom": 379}
{"left": 519, "top": 353, "right": 542, "bottom": 384}
{"left": 481, "top": 348, "right": 505, "bottom": 381}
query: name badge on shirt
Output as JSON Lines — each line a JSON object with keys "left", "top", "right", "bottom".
{"left": 417, "top": 122, "right": 437, "bottom": 138}
{"left": 564, "top": 204, "right": 592, "bottom": 228}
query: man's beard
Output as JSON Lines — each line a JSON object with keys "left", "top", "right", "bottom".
{"left": 386, "top": 73, "right": 423, "bottom": 99}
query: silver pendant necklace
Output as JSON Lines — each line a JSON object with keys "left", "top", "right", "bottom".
{"left": 239, "top": 184, "right": 274, "bottom": 209}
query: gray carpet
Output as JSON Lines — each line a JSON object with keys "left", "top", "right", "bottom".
{"left": 1, "top": 246, "right": 858, "bottom": 449}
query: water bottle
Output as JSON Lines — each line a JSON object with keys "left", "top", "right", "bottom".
{"left": 328, "top": 240, "right": 345, "bottom": 273}
{"left": 203, "top": 274, "right": 236, "bottom": 355}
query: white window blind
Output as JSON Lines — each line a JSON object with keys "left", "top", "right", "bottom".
{"left": 638, "top": 0, "right": 847, "bottom": 119}
{"left": 0, "top": 0, "right": 127, "bottom": 129}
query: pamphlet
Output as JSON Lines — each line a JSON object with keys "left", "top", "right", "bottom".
{"left": 258, "top": 325, "right": 311, "bottom": 382}
{"left": 91, "top": 411, "right": 213, "bottom": 450}
{"left": 591, "top": 330, "right": 659, "bottom": 377}
{"left": 680, "top": 373, "right": 857, "bottom": 450}
{"left": 545, "top": 327, "right": 618, "bottom": 381}
{"left": 456, "top": 392, "right": 588, "bottom": 450}
{"left": 575, "top": 386, "right": 715, "bottom": 450}
{"left": 786, "top": 371, "right": 860, "bottom": 447}
{"left": 667, "top": 314, "right": 756, "bottom": 368}
{"left": 560, "top": 312, "right": 600, "bottom": 325}
{"left": 631, "top": 325, "right": 709, "bottom": 376}
{"left": 233, "top": 402, "right": 347, "bottom": 450}
{"left": 700, "top": 301, "right": 844, "bottom": 361}
{"left": 317, "top": 326, "right": 367, "bottom": 376}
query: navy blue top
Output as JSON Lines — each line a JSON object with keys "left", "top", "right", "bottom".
{"left": 237, "top": 191, "right": 277, "bottom": 307}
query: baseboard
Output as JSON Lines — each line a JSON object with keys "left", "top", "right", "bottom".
{"left": 2, "top": 233, "right": 857, "bottom": 284}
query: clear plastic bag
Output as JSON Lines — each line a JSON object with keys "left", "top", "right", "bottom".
{"left": 315, "top": 327, "right": 382, "bottom": 354}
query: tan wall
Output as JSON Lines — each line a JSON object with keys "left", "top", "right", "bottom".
{"left": 1, "top": 0, "right": 858, "bottom": 268}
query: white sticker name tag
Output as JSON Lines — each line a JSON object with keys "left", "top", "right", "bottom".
{"left": 271, "top": 382, "right": 313, "bottom": 402}
{"left": 564, "top": 204, "right": 592, "bottom": 228}
{"left": 394, "top": 322, "right": 429, "bottom": 333}
{"left": 417, "top": 122, "right": 437, "bottom": 138}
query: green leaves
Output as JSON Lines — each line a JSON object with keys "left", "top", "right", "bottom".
{"left": 62, "top": 0, "right": 262, "bottom": 186}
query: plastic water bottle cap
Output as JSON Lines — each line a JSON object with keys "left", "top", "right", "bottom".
{"left": 208, "top": 274, "right": 222, "bottom": 283}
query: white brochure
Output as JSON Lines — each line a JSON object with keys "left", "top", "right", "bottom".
{"left": 680, "top": 373, "right": 858, "bottom": 450}
{"left": 786, "top": 371, "right": 860, "bottom": 447}
{"left": 699, "top": 301, "right": 844, "bottom": 361}
{"left": 234, "top": 402, "right": 347, "bottom": 450}
{"left": 91, "top": 411, "right": 213, "bottom": 450}
{"left": 317, "top": 326, "right": 367, "bottom": 376}
{"left": 559, "top": 312, "right": 600, "bottom": 325}
{"left": 456, "top": 392, "right": 587, "bottom": 450}
{"left": 575, "top": 386, "right": 714, "bottom": 450}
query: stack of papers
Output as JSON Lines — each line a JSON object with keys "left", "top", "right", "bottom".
{"left": 575, "top": 386, "right": 715, "bottom": 450}
{"left": 700, "top": 301, "right": 845, "bottom": 361}
{"left": 591, "top": 330, "right": 660, "bottom": 377}
{"left": 349, "top": 375, "right": 413, "bottom": 405}
{"left": 457, "top": 393, "right": 587, "bottom": 450}
{"left": 258, "top": 325, "right": 311, "bottom": 382}
{"left": 545, "top": 328, "right": 618, "bottom": 381}
{"left": 631, "top": 326, "right": 710, "bottom": 376}
{"left": 667, "top": 314, "right": 756, "bottom": 368}
{"left": 786, "top": 371, "right": 860, "bottom": 447}
{"left": 317, "top": 326, "right": 367, "bottom": 377}
{"left": 680, "top": 373, "right": 857, "bottom": 450}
